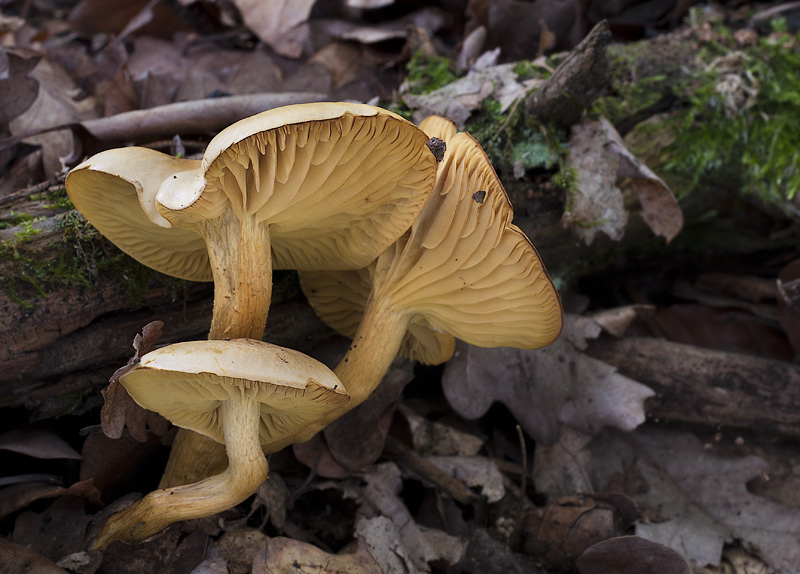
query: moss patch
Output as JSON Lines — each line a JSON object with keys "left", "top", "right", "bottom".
{"left": 1, "top": 208, "right": 187, "bottom": 308}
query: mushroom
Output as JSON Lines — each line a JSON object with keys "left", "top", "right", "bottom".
{"left": 66, "top": 102, "right": 438, "bottom": 341}
{"left": 290, "top": 118, "right": 563, "bottom": 447}
{"left": 66, "top": 103, "right": 438, "bottom": 488}
{"left": 91, "top": 338, "right": 348, "bottom": 549}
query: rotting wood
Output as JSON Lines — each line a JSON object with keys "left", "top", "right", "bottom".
{"left": 525, "top": 20, "right": 613, "bottom": 127}
{"left": 585, "top": 335, "right": 800, "bottom": 438}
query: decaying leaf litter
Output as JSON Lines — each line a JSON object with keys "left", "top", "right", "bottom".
{"left": 1, "top": 0, "right": 800, "bottom": 573}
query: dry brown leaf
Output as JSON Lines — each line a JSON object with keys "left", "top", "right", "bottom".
{"left": 400, "top": 405, "right": 484, "bottom": 457}
{"left": 358, "top": 463, "right": 463, "bottom": 571}
{"left": 0, "top": 538, "right": 67, "bottom": 574}
{"left": 522, "top": 496, "right": 619, "bottom": 570}
{"left": 0, "top": 48, "right": 40, "bottom": 125}
{"left": 0, "top": 479, "right": 102, "bottom": 520}
{"left": 215, "top": 530, "right": 268, "bottom": 574}
{"left": 442, "top": 314, "right": 654, "bottom": 445}
{"left": 9, "top": 58, "right": 97, "bottom": 175}
{"left": 232, "top": 0, "right": 316, "bottom": 58}
{"left": 100, "top": 321, "right": 169, "bottom": 443}
{"left": 564, "top": 117, "right": 683, "bottom": 245}
{"left": 323, "top": 359, "right": 413, "bottom": 472}
{"left": 0, "top": 427, "right": 81, "bottom": 460}
{"left": 589, "top": 427, "right": 800, "bottom": 571}
{"left": 403, "top": 63, "right": 538, "bottom": 126}
{"left": 533, "top": 427, "right": 594, "bottom": 499}
{"left": 252, "top": 537, "right": 382, "bottom": 574}
{"left": 577, "top": 535, "right": 692, "bottom": 574}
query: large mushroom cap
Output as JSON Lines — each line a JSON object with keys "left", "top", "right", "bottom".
{"left": 119, "top": 339, "right": 349, "bottom": 444}
{"left": 375, "top": 131, "right": 563, "bottom": 348}
{"left": 66, "top": 102, "right": 437, "bottom": 279}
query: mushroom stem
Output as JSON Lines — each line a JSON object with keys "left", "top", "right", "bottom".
{"left": 203, "top": 206, "right": 272, "bottom": 340}
{"left": 159, "top": 207, "right": 272, "bottom": 490}
{"left": 332, "top": 295, "right": 408, "bottom": 406}
{"left": 264, "top": 295, "right": 408, "bottom": 452}
{"left": 92, "top": 393, "right": 268, "bottom": 549}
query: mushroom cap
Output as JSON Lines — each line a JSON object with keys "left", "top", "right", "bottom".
{"left": 66, "top": 148, "right": 213, "bottom": 281}
{"left": 373, "top": 131, "right": 563, "bottom": 348}
{"left": 66, "top": 102, "right": 437, "bottom": 278}
{"left": 418, "top": 115, "right": 458, "bottom": 142}
{"left": 119, "top": 339, "right": 349, "bottom": 444}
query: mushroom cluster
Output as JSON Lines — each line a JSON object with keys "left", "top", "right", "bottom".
{"left": 66, "top": 105, "right": 562, "bottom": 548}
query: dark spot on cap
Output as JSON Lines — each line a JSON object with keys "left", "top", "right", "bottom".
{"left": 472, "top": 190, "right": 487, "bottom": 204}
{"left": 426, "top": 137, "right": 446, "bottom": 162}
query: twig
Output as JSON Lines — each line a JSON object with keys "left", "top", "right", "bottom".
{"left": 0, "top": 176, "right": 65, "bottom": 208}
{"left": 509, "top": 425, "right": 527, "bottom": 552}
{"left": 383, "top": 436, "right": 478, "bottom": 505}
{"left": 0, "top": 92, "right": 329, "bottom": 152}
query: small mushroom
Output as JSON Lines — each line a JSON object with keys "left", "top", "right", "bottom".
{"left": 91, "top": 338, "right": 347, "bottom": 549}
{"left": 291, "top": 117, "right": 563, "bottom": 447}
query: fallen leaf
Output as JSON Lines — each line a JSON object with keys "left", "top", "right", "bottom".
{"left": 0, "top": 538, "right": 67, "bottom": 574}
{"left": 100, "top": 321, "right": 169, "bottom": 442}
{"left": 588, "top": 426, "right": 800, "bottom": 571}
{"left": 9, "top": 58, "right": 97, "bottom": 175}
{"left": 252, "top": 537, "right": 382, "bottom": 574}
{"left": 400, "top": 405, "right": 484, "bottom": 457}
{"left": 358, "top": 463, "right": 464, "bottom": 571}
{"left": 424, "top": 457, "right": 505, "bottom": 503}
{"left": 232, "top": 0, "right": 316, "bottom": 58}
{"left": 577, "top": 535, "right": 692, "bottom": 574}
{"left": 0, "top": 47, "right": 40, "bottom": 125}
{"left": 403, "top": 63, "right": 540, "bottom": 126}
{"left": 563, "top": 120, "right": 628, "bottom": 244}
{"left": 522, "top": 496, "right": 619, "bottom": 570}
{"left": 442, "top": 314, "right": 655, "bottom": 445}
{"left": 0, "top": 427, "right": 81, "bottom": 460}
{"left": 323, "top": 359, "right": 414, "bottom": 472}
{"left": 190, "top": 556, "right": 228, "bottom": 574}
{"left": 564, "top": 117, "right": 683, "bottom": 245}
{"left": 533, "top": 427, "right": 594, "bottom": 499}
{"left": 250, "top": 474, "right": 289, "bottom": 530}
{"left": 215, "top": 530, "right": 268, "bottom": 574}
{"left": 0, "top": 479, "right": 102, "bottom": 520}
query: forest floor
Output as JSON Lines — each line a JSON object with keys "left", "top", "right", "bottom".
{"left": 1, "top": 1, "right": 800, "bottom": 573}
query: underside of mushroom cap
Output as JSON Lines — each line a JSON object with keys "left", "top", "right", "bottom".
{"left": 156, "top": 102, "right": 438, "bottom": 271}
{"left": 120, "top": 339, "right": 349, "bottom": 444}
{"left": 66, "top": 148, "right": 212, "bottom": 281}
{"left": 373, "top": 131, "right": 564, "bottom": 349}
{"left": 298, "top": 262, "right": 456, "bottom": 365}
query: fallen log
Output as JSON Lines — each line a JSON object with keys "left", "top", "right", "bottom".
{"left": 586, "top": 336, "right": 800, "bottom": 438}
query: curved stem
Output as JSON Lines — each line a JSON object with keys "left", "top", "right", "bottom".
{"left": 93, "top": 394, "right": 267, "bottom": 549}
{"left": 160, "top": 207, "right": 271, "bottom": 489}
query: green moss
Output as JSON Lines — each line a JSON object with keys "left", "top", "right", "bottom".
{"left": 1, "top": 210, "right": 188, "bottom": 308}
{"left": 662, "top": 29, "right": 800, "bottom": 205}
{"left": 404, "top": 50, "right": 460, "bottom": 95}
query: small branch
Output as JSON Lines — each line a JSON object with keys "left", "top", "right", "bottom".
{"left": 586, "top": 336, "right": 800, "bottom": 438}
{"left": 525, "top": 20, "right": 613, "bottom": 127}
{"left": 383, "top": 436, "right": 478, "bottom": 505}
